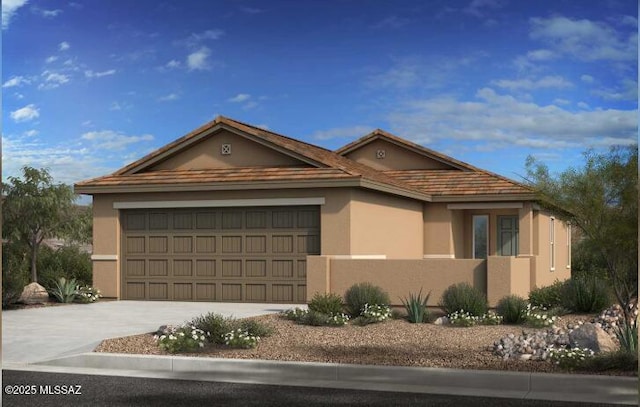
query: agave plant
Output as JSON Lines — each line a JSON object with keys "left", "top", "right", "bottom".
{"left": 614, "top": 319, "right": 638, "bottom": 354}
{"left": 400, "top": 289, "right": 431, "bottom": 323}
{"left": 50, "top": 277, "right": 78, "bottom": 303}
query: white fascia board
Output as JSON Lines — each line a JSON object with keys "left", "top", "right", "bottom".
{"left": 328, "top": 255, "right": 387, "bottom": 259}
{"left": 447, "top": 202, "right": 524, "bottom": 210}
{"left": 114, "top": 197, "right": 325, "bottom": 209}
{"left": 91, "top": 254, "right": 118, "bottom": 261}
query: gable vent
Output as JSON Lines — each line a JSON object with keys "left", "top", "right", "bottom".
{"left": 221, "top": 143, "right": 232, "bottom": 155}
{"left": 376, "top": 149, "right": 386, "bottom": 159}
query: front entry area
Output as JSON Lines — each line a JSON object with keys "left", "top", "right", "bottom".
{"left": 120, "top": 206, "right": 320, "bottom": 302}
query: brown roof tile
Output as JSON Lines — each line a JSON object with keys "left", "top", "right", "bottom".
{"left": 384, "top": 169, "right": 532, "bottom": 197}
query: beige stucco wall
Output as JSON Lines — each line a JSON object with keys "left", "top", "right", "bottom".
{"left": 149, "top": 129, "right": 307, "bottom": 170}
{"left": 344, "top": 139, "right": 453, "bottom": 171}
{"left": 423, "top": 203, "right": 456, "bottom": 257}
{"left": 349, "top": 189, "right": 423, "bottom": 259}
{"left": 531, "top": 211, "right": 571, "bottom": 289}
{"left": 307, "top": 257, "right": 487, "bottom": 306}
{"left": 486, "top": 256, "right": 531, "bottom": 306}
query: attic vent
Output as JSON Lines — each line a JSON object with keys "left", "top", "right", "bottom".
{"left": 221, "top": 144, "right": 232, "bottom": 155}
{"left": 376, "top": 149, "right": 386, "bottom": 159}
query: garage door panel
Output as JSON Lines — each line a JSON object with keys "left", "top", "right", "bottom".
{"left": 173, "top": 260, "right": 192, "bottom": 276}
{"left": 149, "top": 283, "right": 168, "bottom": 299}
{"left": 126, "top": 260, "right": 146, "bottom": 276}
{"left": 196, "top": 260, "right": 216, "bottom": 276}
{"left": 149, "top": 260, "right": 168, "bottom": 276}
{"left": 196, "top": 283, "right": 216, "bottom": 300}
{"left": 222, "top": 284, "right": 242, "bottom": 301}
{"left": 221, "top": 260, "right": 242, "bottom": 277}
{"left": 149, "top": 213, "right": 169, "bottom": 230}
{"left": 195, "top": 236, "right": 216, "bottom": 253}
{"left": 122, "top": 206, "right": 318, "bottom": 302}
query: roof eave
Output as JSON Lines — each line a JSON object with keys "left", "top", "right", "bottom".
{"left": 430, "top": 193, "right": 537, "bottom": 203}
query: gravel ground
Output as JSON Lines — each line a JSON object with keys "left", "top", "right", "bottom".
{"left": 93, "top": 313, "right": 624, "bottom": 375}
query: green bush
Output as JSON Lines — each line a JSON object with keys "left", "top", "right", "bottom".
{"left": 49, "top": 277, "right": 78, "bottom": 303}
{"left": 237, "top": 318, "right": 274, "bottom": 338}
{"left": 2, "top": 243, "right": 29, "bottom": 309}
{"left": 439, "top": 282, "right": 488, "bottom": 316}
{"left": 577, "top": 350, "right": 638, "bottom": 373}
{"left": 496, "top": 295, "right": 527, "bottom": 324}
{"left": 38, "top": 245, "right": 92, "bottom": 291}
{"left": 400, "top": 289, "right": 431, "bottom": 323}
{"left": 344, "top": 282, "right": 390, "bottom": 317}
{"left": 308, "top": 292, "right": 343, "bottom": 315}
{"left": 300, "top": 309, "right": 333, "bottom": 326}
{"left": 561, "top": 276, "right": 611, "bottom": 313}
{"left": 528, "top": 281, "right": 564, "bottom": 308}
{"left": 156, "top": 325, "right": 208, "bottom": 353}
{"left": 190, "top": 313, "right": 235, "bottom": 344}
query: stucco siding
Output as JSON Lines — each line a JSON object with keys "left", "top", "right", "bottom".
{"left": 532, "top": 211, "right": 571, "bottom": 288}
{"left": 344, "top": 139, "right": 454, "bottom": 171}
{"left": 149, "top": 129, "right": 307, "bottom": 170}
{"left": 350, "top": 189, "right": 423, "bottom": 259}
{"left": 423, "top": 203, "right": 456, "bottom": 257}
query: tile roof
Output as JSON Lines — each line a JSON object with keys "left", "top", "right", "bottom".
{"left": 77, "top": 167, "right": 354, "bottom": 187}
{"left": 384, "top": 169, "right": 532, "bottom": 197}
{"left": 76, "top": 115, "right": 533, "bottom": 201}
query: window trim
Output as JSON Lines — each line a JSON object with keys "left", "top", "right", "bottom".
{"left": 550, "top": 216, "right": 556, "bottom": 271}
{"left": 566, "top": 223, "right": 571, "bottom": 269}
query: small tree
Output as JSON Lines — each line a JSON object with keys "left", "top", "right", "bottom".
{"left": 2, "top": 166, "right": 78, "bottom": 283}
{"left": 525, "top": 145, "right": 638, "bottom": 322}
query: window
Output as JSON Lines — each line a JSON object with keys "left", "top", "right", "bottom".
{"left": 497, "top": 216, "right": 519, "bottom": 256}
{"left": 566, "top": 223, "right": 571, "bottom": 269}
{"left": 472, "top": 215, "right": 488, "bottom": 259}
{"left": 550, "top": 217, "right": 555, "bottom": 271}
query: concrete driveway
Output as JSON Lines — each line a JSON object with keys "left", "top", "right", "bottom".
{"left": 2, "top": 301, "right": 297, "bottom": 365}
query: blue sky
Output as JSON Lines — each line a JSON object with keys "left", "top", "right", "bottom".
{"left": 2, "top": 0, "right": 637, "bottom": 193}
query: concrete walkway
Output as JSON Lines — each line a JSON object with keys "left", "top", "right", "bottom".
{"left": 2, "top": 301, "right": 295, "bottom": 364}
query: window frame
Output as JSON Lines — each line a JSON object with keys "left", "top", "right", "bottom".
{"left": 472, "top": 214, "right": 489, "bottom": 259}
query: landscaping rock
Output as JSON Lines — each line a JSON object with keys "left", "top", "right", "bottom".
{"left": 434, "top": 316, "right": 449, "bottom": 325}
{"left": 569, "top": 323, "right": 618, "bottom": 353}
{"left": 19, "top": 282, "right": 49, "bottom": 304}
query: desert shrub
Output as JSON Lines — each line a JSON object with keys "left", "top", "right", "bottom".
{"left": 400, "top": 289, "right": 431, "bottom": 323}
{"left": 480, "top": 311, "right": 503, "bottom": 325}
{"left": 496, "top": 295, "right": 527, "bottom": 324}
{"left": 224, "top": 329, "right": 260, "bottom": 349}
{"left": 74, "top": 285, "right": 102, "bottom": 303}
{"left": 49, "top": 277, "right": 78, "bottom": 303}
{"left": 439, "top": 282, "right": 488, "bottom": 316}
{"left": 156, "top": 325, "right": 208, "bottom": 353}
{"left": 190, "top": 312, "right": 235, "bottom": 344}
{"left": 300, "top": 309, "right": 332, "bottom": 326}
{"left": 308, "top": 292, "right": 343, "bottom": 316}
{"left": 344, "top": 282, "right": 390, "bottom": 317}
{"left": 2, "top": 243, "right": 29, "bottom": 309}
{"left": 447, "top": 310, "right": 479, "bottom": 327}
{"left": 528, "top": 281, "right": 564, "bottom": 308}
{"left": 38, "top": 245, "right": 92, "bottom": 291}
{"left": 524, "top": 304, "right": 558, "bottom": 327}
{"left": 577, "top": 350, "right": 638, "bottom": 373}
{"left": 237, "top": 318, "right": 274, "bottom": 338}
{"left": 560, "top": 276, "right": 611, "bottom": 313}
{"left": 614, "top": 320, "right": 638, "bottom": 354}
{"left": 281, "top": 307, "right": 308, "bottom": 322}
{"left": 548, "top": 346, "right": 595, "bottom": 370}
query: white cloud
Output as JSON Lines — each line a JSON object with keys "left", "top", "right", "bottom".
{"left": 2, "top": 75, "right": 30, "bottom": 88}
{"left": 10, "top": 104, "right": 40, "bottom": 122}
{"left": 38, "top": 71, "right": 70, "bottom": 89}
{"left": 161, "top": 59, "right": 181, "bottom": 70}
{"left": 492, "top": 75, "right": 573, "bottom": 90}
{"left": 592, "top": 78, "right": 638, "bottom": 101}
{"left": 2, "top": 0, "right": 29, "bottom": 29}
{"left": 530, "top": 16, "right": 637, "bottom": 61}
{"left": 85, "top": 69, "right": 116, "bottom": 78}
{"left": 580, "top": 74, "right": 594, "bottom": 83}
{"left": 23, "top": 129, "right": 39, "bottom": 137}
{"left": 32, "top": 7, "right": 62, "bottom": 18}
{"left": 187, "top": 47, "right": 211, "bottom": 71}
{"left": 179, "top": 29, "right": 224, "bottom": 48}
{"left": 228, "top": 93, "right": 251, "bottom": 103}
{"left": 58, "top": 41, "right": 70, "bottom": 51}
{"left": 372, "top": 16, "right": 410, "bottom": 30}
{"left": 81, "top": 130, "right": 154, "bottom": 151}
{"left": 311, "top": 125, "right": 375, "bottom": 141}
{"left": 526, "top": 49, "right": 555, "bottom": 61}
{"left": 45, "top": 55, "right": 58, "bottom": 63}
{"left": 386, "top": 88, "right": 637, "bottom": 150}
{"left": 158, "top": 93, "right": 179, "bottom": 102}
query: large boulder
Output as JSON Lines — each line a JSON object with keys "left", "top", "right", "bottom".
{"left": 19, "top": 282, "right": 49, "bottom": 304}
{"left": 569, "top": 322, "right": 618, "bottom": 353}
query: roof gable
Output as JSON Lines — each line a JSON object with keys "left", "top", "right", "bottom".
{"left": 335, "top": 130, "right": 477, "bottom": 172}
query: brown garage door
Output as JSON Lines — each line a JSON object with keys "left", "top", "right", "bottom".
{"left": 121, "top": 206, "right": 320, "bottom": 302}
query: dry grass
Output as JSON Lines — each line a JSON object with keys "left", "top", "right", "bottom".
{"left": 92, "top": 312, "right": 637, "bottom": 376}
